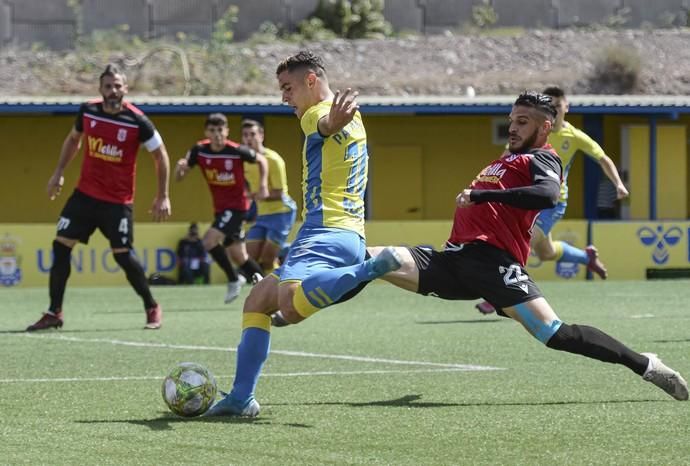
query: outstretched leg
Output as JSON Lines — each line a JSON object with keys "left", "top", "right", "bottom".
{"left": 502, "top": 298, "right": 688, "bottom": 400}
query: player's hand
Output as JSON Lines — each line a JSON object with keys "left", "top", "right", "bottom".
{"left": 47, "top": 173, "right": 64, "bottom": 200}
{"left": 616, "top": 184, "right": 629, "bottom": 199}
{"left": 175, "top": 159, "right": 189, "bottom": 179}
{"left": 327, "top": 88, "right": 359, "bottom": 133}
{"left": 150, "top": 196, "right": 171, "bottom": 222}
{"left": 456, "top": 189, "right": 474, "bottom": 208}
{"left": 255, "top": 185, "right": 269, "bottom": 201}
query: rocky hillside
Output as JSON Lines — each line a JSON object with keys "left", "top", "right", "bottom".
{"left": 1, "top": 28, "right": 689, "bottom": 97}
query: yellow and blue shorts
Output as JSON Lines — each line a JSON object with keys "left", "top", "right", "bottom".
{"left": 276, "top": 225, "right": 365, "bottom": 282}
{"left": 535, "top": 201, "right": 567, "bottom": 236}
{"left": 246, "top": 210, "right": 296, "bottom": 248}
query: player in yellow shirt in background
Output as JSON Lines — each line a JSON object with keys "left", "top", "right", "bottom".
{"left": 476, "top": 86, "right": 629, "bottom": 315}
{"left": 206, "top": 50, "right": 401, "bottom": 417}
{"left": 241, "top": 119, "right": 297, "bottom": 276}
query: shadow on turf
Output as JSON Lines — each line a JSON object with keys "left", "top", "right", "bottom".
{"left": 93, "top": 308, "right": 232, "bottom": 314}
{"left": 415, "top": 319, "right": 504, "bottom": 325}
{"left": 76, "top": 413, "right": 313, "bottom": 430}
{"left": 76, "top": 395, "right": 668, "bottom": 429}
{"left": 652, "top": 338, "right": 690, "bottom": 343}
{"left": 0, "top": 327, "right": 148, "bottom": 334}
{"left": 277, "top": 394, "right": 664, "bottom": 408}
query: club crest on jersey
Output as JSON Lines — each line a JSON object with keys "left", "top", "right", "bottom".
{"left": 117, "top": 129, "right": 127, "bottom": 142}
{"left": 90, "top": 120, "right": 97, "bottom": 128}
{"left": 0, "top": 233, "right": 22, "bottom": 286}
{"left": 225, "top": 160, "right": 234, "bottom": 171}
{"left": 561, "top": 140, "right": 570, "bottom": 152}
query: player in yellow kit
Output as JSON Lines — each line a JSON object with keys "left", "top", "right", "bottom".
{"left": 206, "top": 51, "right": 401, "bottom": 417}
{"left": 241, "top": 119, "right": 297, "bottom": 275}
{"left": 476, "top": 86, "right": 629, "bottom": 315}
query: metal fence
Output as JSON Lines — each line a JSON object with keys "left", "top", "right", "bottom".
{"left": 1, "top": 0, "right": 688, "bottom": 49}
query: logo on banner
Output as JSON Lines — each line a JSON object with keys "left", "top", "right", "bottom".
{"left": 637, "top": 225, "right": 683, "bottom": 264}
{"left": 0, "top": 233, "right": 22, "bottom": 286}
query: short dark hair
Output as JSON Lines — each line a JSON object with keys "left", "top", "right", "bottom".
{"left": 241, "top": 119, "right": 264, "bottom": 131}
{"left": 100, "top": 63, "right": 126, "bottom": 84}
{"left": 542, "top": 86, "right": 565, "bottom": 98}
{"left": 276, "top": 50, "right": 326, "bottom": 77}
{"left": 205, "top": 113, "right": 228, "bottom": 127}
{"left": 514, "top": 91, "right": 557, "bottom": 121}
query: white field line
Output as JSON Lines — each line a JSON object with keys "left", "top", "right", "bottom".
{"left": 11, "top": 333, "right": 503, "bottom": 372}
{"left": 0, "top": 368, "right": 487, "bottom": 384}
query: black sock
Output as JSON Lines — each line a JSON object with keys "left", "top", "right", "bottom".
{"left": 208, "top": 245, "right": 238, "bottom": 282}
{"left": 49, "top": 240, "right": 72, "bottom": 313}
{"left": 546, "top": 323, "right": 648, "bottom": 375}
{"left": 113, "top": 251, "right": 157, "bottom": 309}
{"left": 239, "top": 258, "right": 263, "bottom": 281}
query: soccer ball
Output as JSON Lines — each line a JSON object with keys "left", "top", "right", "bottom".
{"left": 162, "top": 362, "right": 217, "bottom": 417}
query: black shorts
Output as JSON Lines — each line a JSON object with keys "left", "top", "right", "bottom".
{"left": 409, "top": 241, "right": 543, "bottom": 311}
{"left": 57, "top": 189, "right": 134, "bottom": 249}
{"left": 211, "top": 209, "right": 247, "bottom": 246}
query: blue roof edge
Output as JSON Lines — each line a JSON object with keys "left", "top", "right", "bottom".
{"left": 1, "top": 95, "right": 689, "bottom": 116}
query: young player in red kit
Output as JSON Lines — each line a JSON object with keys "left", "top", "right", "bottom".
{"left": 368, "top": 92, "right": 688, "bottom": 401}
{"left": 27, "top": 63, "right": 171, "bottom": 331}
{"left": 175, "top": 113, "right": 268, "bottom": 304}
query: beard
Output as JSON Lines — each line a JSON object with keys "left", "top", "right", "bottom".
{"left": 103, "top": 94, "right": 123, "bottom": 111}
{"left": 508, "top": 128, "right": 539, "bottom": 153}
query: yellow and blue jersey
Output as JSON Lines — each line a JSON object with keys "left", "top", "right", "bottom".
{"left": 548, "top": 121, "right": 607, "bottom": 202}
{"left": 300, "top": 100, "right": 368, "bottom": 237}
{"left": 244, "top": 147, "right": 296, "bottom": 216}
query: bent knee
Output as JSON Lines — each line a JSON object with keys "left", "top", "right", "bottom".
{"left": 55, "top": 236, "right": 77, "bottom": 248}
{"left": 243, "top": 281, "right": 278, "bottom": 313}
{"left": 277, "top": 308, "right": 305, "bottom": 324}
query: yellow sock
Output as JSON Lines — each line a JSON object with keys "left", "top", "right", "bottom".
{"left": 242, "top": 312, "right": 271, "bottom": 332}
{"left": 553, "top": 241, "right": 565, "bottom": 261}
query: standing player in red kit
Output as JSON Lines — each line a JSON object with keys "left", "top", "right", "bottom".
{"left": 367, "top": 92, "right": 688, "bottom": 401}
{"left": 27, "top": 64, "right": 171, "bottom": 331}
{"left": 175, "top": 113, "right": 268, "bottom": 304}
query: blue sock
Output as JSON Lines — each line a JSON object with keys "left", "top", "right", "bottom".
{"left": 230, "top": 314, "right": 271, "bottom": 401}
{"left": 558, "top": 242, "right": 588, "bottom": 264}
{"left": 300, "top": 259, "right": 380, "bottom": 308}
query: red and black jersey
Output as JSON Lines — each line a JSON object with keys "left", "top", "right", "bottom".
{"left": 448, "top": 145, "right": 562, "bottom": 266}
{"left": 186, "top": 139, "right": 257, "bottom": 213}
{"left": 75, "top": 99, "right": 159, "bottom": 204}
